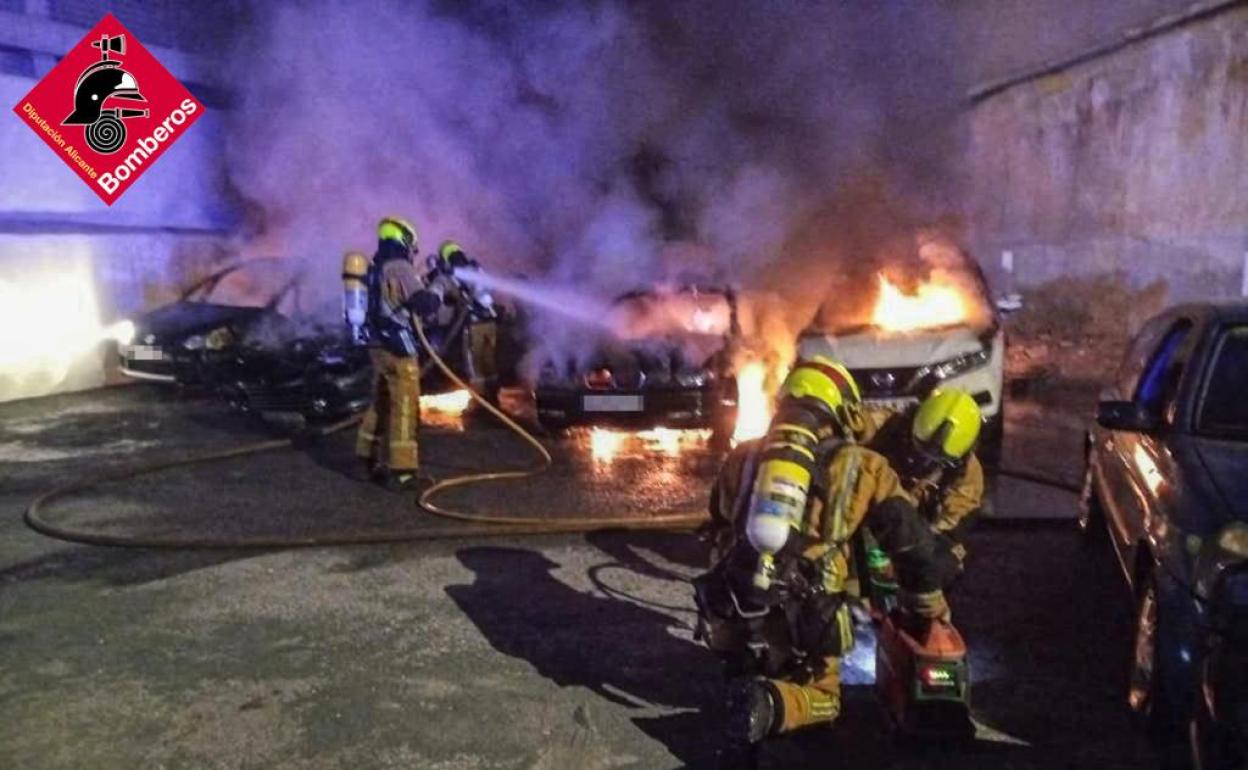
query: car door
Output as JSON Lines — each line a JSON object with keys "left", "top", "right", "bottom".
{"left": 1101, "top": 319, "right": 1193, "bottom": 580}
{"left": 1093, "top": 316, "right": 1167, "bottom": 532}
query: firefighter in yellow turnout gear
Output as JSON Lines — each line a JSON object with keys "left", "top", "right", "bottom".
{"left": 864, "top": 390, "right": 986, "bottom": 571}
{"left": 695, "top": 358, "right": 962, "bottom": 745}
{"left": 354, "top": 216, "right": 444, "bottom": 485}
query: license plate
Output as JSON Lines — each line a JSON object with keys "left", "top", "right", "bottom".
{"left": 864, "top": 397, "right": 919, "bottom": 414}
{"left": 123, "top": 344, "right": 167, "bottom": 362}
{"left": 583, "top": 394, "right": 644, "bottom": 412}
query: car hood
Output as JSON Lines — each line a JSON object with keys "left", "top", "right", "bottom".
{"left": 798, "top": 324, "right": 984, "bottom": 368}
{"left": 135, "top": 302, "right": 266, "bottom": 342}
{"left": 1191, "top": 437, "right": 1248, "bottom": 524}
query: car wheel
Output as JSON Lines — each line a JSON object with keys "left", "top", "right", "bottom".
{"left": 1078, "top": 459, "right": 1107, "bottom": 543}
{"left": 1130, "top": 574, "right": 1181, "bottom": 735}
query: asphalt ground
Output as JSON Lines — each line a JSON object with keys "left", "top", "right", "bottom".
{"left": 0, "top": 385, "right": 1164, "bottom": 769}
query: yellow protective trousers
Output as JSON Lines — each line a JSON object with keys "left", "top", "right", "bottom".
{"left": 355, "top": 349, "right": 421, "bottom": 472}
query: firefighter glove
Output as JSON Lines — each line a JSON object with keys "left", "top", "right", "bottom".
{"left": 792, "top": 591, "right": 851, "bottom": 657}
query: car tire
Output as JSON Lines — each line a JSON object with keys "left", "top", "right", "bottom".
{"left": 1129, "top": 573, "right": 1182, "bottom": 736}
{"left": 1078, "top": 457, "right": 1108, "bottom": 544}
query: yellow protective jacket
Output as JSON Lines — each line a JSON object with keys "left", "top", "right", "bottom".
{"left": 709, "top": 439, "right": 955, "bottom": 605}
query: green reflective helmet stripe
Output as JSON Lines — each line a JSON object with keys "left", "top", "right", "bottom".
{"left": 378, "top": 217, "right": 418, "bottom": 250}
{"left": 913, "top": 389, "right": 981, "bottom": 460}
{"left": 438, "top": 240, "right": 464, "bottom": 262}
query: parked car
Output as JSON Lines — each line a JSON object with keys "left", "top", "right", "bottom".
{"left": 116, "top": 259, "right": 304, "bottom": 386}
{"left": 533, "top": 285, "right": 739, "bottom": 437}
{"left": 797, "top": 234, "right": 1011, "bottom": 465}
{"left": 214, "top": 276, "right": 516, "bottom": 423}
{"left": 1082, "top": 302, "right": 1248, "bottom": 768}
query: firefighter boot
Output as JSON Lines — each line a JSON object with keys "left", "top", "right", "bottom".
{"left": 726, "top": 679, "right": 778, "bottom": 746}
{"left": 768, "top": 658, "right": 842, "bottom": 734}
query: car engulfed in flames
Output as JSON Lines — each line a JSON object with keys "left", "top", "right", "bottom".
{"left": 799, "top": 233, "right": 1008, "bottom": 464}
{"left": 533, "top": 285, "right": 739, "bottom": 444}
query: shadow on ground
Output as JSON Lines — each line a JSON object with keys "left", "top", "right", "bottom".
{"left": 447, "top": 545, "right": 724, "bottom": 767}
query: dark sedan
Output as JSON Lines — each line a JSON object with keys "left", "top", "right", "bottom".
{"left": 1082, "top": 302, "right": 1248, "bottom": 769}
{"left": 117, "top": 259, "right": 302, "bottom": 385}
{"left": 533, "top": 285, "right": 739, "bottom": 438}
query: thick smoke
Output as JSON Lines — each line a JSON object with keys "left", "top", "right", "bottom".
{"left": 222, "top": 0, "right": 968, "bottom": 371}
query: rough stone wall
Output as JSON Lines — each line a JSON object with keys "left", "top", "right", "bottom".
{"left": 965, "top": 5, "right": 1248, "bottom": 305}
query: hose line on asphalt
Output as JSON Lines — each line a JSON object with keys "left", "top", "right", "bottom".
{"left": 410, "top": 318, "right": 708, "bottom": 531}
{"left": 24, "top": 316, "right": 705, "bottom": 550}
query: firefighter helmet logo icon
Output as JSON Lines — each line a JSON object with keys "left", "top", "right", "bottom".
{"left": 62, "top": 33, "right": 148, "bottom": 154}
{"left": 14, "top": 13, "right": 204, "bottom": 204}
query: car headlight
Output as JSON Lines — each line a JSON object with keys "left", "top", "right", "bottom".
{"left": 925, "top": 348, "right": 991, "bottom": 381}
{"left": 1218, "top": 523, "right": 1248, "bottom": 559}
{"left": 205, "top": 327, "right": 234, "bottom": 350}
{"left": 182, "top": 334, "right": 205, "bottom": 350}
{"left": 107, "top": 319, "right": 136, "bottom": 346}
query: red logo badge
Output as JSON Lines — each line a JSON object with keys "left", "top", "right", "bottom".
{"left": 11, "top": 14, "right": 205, "bottom": 205}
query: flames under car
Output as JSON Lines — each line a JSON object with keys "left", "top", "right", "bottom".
{"left": 533, "top": 286, "right": 739, "bottom": 437}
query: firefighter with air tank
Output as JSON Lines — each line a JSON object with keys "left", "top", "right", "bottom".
{"left": 342, "top": 216, "right": 444, "bottom": 488}
{"left": 694, "top": 356, "right": 965, "bottom": 747}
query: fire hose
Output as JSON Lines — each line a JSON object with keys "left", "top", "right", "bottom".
{"left": 24, "top": 314, "right": 707, "bottom": 550}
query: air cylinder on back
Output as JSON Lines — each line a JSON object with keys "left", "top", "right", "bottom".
{"left": 341, "top": 251, "right": 369, "bottom": 343}
{"left": 744, "top": 418, "right": 821, "bottom": 590}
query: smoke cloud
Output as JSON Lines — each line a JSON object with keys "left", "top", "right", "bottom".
{"left": 222, "top": 0, "right": 969, "bottom": 371}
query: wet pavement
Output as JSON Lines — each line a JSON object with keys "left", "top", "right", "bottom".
{"left": 0, "top": 385, "right": 1163, "bottom": 769}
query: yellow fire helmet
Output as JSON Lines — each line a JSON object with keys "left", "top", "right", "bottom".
{"left": 778, "top": 356, "right": 864, "bottom": 435}
{"left": 438, "top": 240, "right": 464, "bottom": 263}
{"left": 912, "top": 389, "right": 982, "bottom": 462}
{"left": 377, "top": 216, "right": 419, "bottom": 252}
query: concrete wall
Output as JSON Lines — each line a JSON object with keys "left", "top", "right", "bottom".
{"left": 964, "top": 4, "right": 1248, "bottom": 302}
{"left": 0, "top": 6, "right": 235, "bottom": 402}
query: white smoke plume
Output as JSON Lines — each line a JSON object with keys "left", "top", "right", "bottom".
{"left": 221, "top": 0, "right": 968, "bottom": 371}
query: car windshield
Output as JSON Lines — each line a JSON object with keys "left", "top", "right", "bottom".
{"left": 1197, "top": 324, "right": 1248, "bottom": 440}
{"left": 183, "top": 259, "right": 302, "bottom": 309}
{"left": 608, "top": 288, "right": 732, "bottom": 341}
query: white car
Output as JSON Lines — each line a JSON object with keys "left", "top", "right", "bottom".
{"left": 796, "top": 239, "right": 1009, "bottom": 464}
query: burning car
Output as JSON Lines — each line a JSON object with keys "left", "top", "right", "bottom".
{"left": 797, "top": 235, "right": 1010, "bottom": 464}
{"left": 117, "top": 258, "right": 304, "bottom": 386}
{"left": 213, "top": 272, "right": 517, "bottom": 422}
{"left": 533, "top": 285, "right": 740, "bottom": 437}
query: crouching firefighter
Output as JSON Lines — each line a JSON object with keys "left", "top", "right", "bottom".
{"left": 861, "top": 389, "right": 985, "bottom": 597}
{"left": 693, "top": 356, "right": 962, "bottom": 746}
{"left": 354, "top": 216, "right": 443, "bottom": 487}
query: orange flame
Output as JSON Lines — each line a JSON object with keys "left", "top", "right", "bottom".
{"left": 871, "top": 273, "right": 967, "bottom": 333}
{"left": 732, "top": 361, "right": 771, "bottom": 444}
{"left": 585, "top": 427, "right": 711, "bottom": 464}
{"left": 589, "top": 428, "right": 628, "bottom": 464}
{"left": 420, "top": 389, "right": 472, "bottom": 416}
